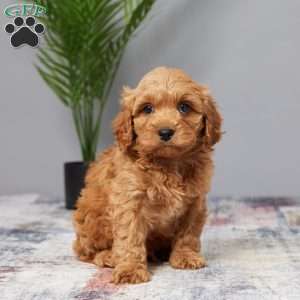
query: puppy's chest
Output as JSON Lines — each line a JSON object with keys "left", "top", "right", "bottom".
{"left": 142, "top": 168, "right": 197, "bottom": 229}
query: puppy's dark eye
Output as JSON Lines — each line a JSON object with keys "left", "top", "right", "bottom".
{"left": 142, "top": 104, "right": 154, "bottom": 114}
{"left": 178, "top": 102, "right": 191, "bottom": 114}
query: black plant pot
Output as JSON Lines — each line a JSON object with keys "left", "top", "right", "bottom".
{"left": 64, "top": 161, "right": 89, "bottom": 209}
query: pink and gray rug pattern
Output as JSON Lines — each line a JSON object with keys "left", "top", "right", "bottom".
{"left": 0, "top": 194, "right": 300, "bottom": 299}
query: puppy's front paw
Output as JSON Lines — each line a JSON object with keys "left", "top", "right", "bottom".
{"left": 112, "top": 263, "right": 151, "bottom": 284}
{"left": 169, "top": 251, "right": 207, "bottom": 269}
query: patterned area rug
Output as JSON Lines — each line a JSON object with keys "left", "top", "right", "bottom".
{"left": 0, "top": 194, "right": 300, "bottom": 300}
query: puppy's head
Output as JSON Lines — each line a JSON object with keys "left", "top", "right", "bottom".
{"left": 113, "top": 67, "right": 222, "bottom": 158}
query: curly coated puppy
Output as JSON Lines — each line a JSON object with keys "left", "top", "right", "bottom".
{"left": 73, "top": 67, "right": 222, "bottom": 284}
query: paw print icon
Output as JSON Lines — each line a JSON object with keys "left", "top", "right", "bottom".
{"left": 5, "top": 16, "right": 45, "bottom": 48}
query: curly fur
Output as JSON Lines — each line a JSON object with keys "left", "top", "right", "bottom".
{"left": 73, "top": 67, "right": 222, "bottom": 284}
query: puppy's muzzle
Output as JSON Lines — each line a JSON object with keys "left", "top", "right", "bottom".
{"left": 158, "top": 128, "right": 175, "bottom": 142}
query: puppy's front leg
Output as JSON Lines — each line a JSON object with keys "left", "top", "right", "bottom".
{"left": 111, "top": 198, "right": 150, "bottom": 284}
{"left": 169, "top": 197, "right": 208, "bottom": 269}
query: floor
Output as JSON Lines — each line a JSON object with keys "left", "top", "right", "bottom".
{"left": 0, "top": 194, "right": 300, "bottom": 300}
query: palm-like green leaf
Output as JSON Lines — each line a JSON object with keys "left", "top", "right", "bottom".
{"left": 34, "top": 0, "right": 155, "bottom": 161}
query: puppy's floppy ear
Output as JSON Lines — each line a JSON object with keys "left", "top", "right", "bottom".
{"left": 201, "top": 87, "right": 222, "bottom": 148}
{"left": 112, "top": 87, "right": 135, "bottom": 152}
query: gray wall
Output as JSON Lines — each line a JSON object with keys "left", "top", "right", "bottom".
{"left": 1, "top": 0, "right": 300, "bottom": 199}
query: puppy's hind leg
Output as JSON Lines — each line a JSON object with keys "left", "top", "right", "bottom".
{"left": 73, "top": 235, "right": 96, "bottom": 263}
{"left": 73, "top": 187, "right": 113, "bottom": 263}
{"left": 94, "top": 249, "right": 115, "bottom": 268}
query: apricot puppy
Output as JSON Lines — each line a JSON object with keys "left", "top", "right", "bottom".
{"left": 73, "top": 67, "right": 222, "bottom": 284}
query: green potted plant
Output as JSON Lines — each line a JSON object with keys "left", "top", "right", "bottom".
{"left": 35, "top": 0, "right": 155, "bottom": 209}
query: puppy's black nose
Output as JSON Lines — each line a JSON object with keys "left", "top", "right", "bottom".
{"left": 158, "top": 128, "right": 175, "bottom": 141}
